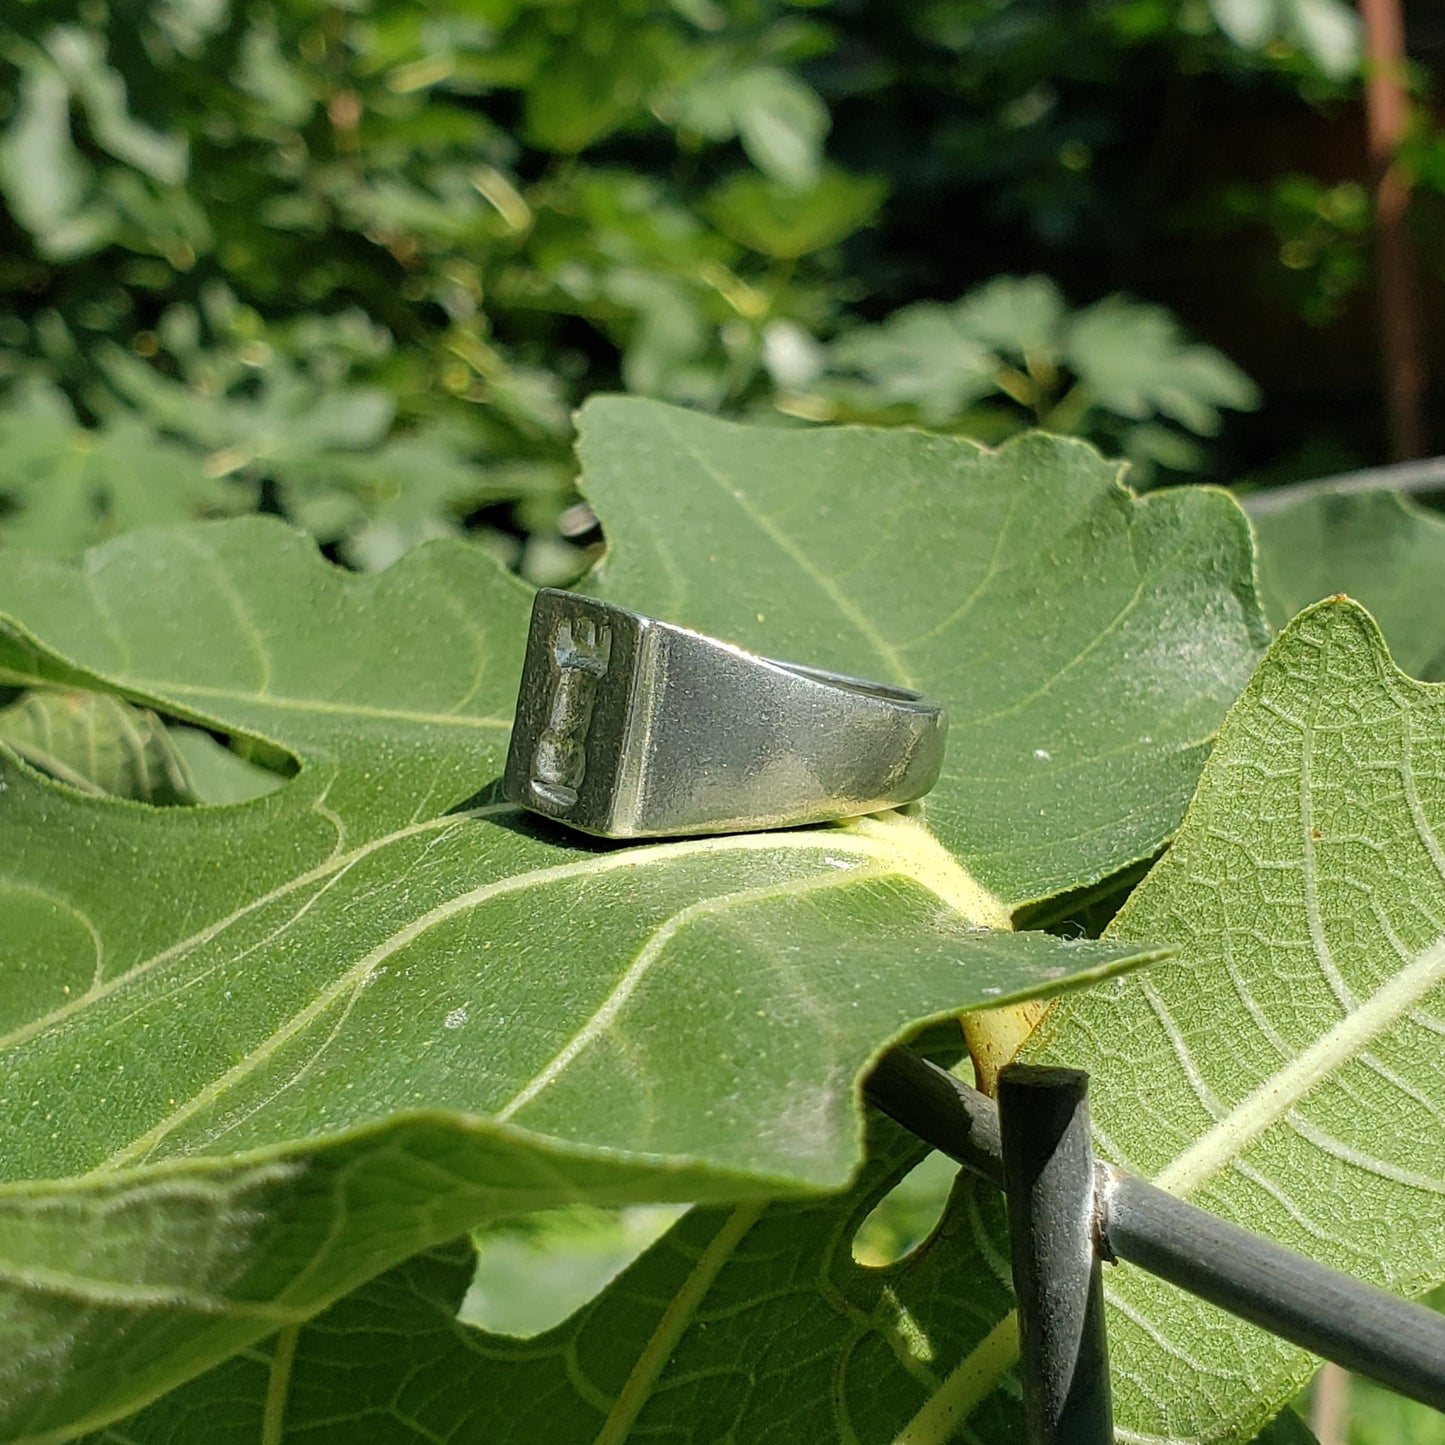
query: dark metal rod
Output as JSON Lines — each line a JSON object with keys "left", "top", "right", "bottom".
{"left": 864, "top": 1048, "right": 1445, "bottom": 1414}
{"left": 1103, "top": 1170, "right": 1445, "bottom": 1414}
{"left": 862, "top": 1045, "right": 1002, "bottom": 1186}
{"left": 998, "top": 1065, "right": 1115, "bottom": 1445}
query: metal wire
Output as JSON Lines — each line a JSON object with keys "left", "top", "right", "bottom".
{"left": 863, "top": 1047, "right": 1445, "bottom": 1416}
{"left": 1103, "top": 1169, "right": 1445, "bottom": 1413}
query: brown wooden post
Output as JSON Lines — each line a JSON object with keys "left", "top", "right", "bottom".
{"left": 1360, "top": 0, "right": 1428, "bottom": 459}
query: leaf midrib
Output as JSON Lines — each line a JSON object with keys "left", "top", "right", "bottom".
{"left": 127, "top": 678, "right": 514, "bottom": 731}
{"left": 594, "top": 1202, "right": 768, "bottom": 1445}
{"left": 76, "top": 815, "right": 1006, "bottom": 1175}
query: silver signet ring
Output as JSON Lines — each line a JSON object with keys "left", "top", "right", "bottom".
{"left": 502, "top": 589, "right": 947, "bottom": 839}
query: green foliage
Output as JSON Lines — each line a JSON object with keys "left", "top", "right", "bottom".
{"left": 3, "top": 408, "right": 1268, "bottom": 1440}
{"left": 1253, "top": 489, "right": 1445, "bottom": 680}
{"left": 5, "top": 3, "right": 1439, "bottom": 1438}
{"left": 461, "top": 1202, "right": 685, "bottom": 1338}
{"left": 0, "top": 689, "right": 195, "bottom": 804}
{"left": 808, "top": 275, "right": 1259, "bottom": 479}
{"left": 1029, "top": 598, "right": 1445, "bottom": 1439}
{"left": 5, "top": 403, "right": 1444, "bottom": 1443}
{"left": 1350, "top": 1376, "right": 1445, "bottom": 1445}
{"left": 1208, "top": 0, "right": 1361, "bottom": 79}
{"left": 849, "top": 1143, "right": 960, "bottom": 1267}
{"left": 0, "top": 376, "right": 250, "bottom": 552}
{"left": 75, "top": 1189, "right": 1320, "bottom": 1445}
{"left": 0, "top": 685, "right": 283, "bottom": 808}
{"left": 79, "top": 1120, "right": 1016, "bottom": 1445}
{"left": 0, "top": 0, "right": 1357, "bottom": 567}
{"left": 1188, "top": 173, "right": 1372, "bottom": 327}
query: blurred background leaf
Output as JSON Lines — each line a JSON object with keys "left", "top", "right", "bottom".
{"left": 0, "top": 688, "right": 284, "bottom": 805}
{"left": 3, "top": 0, "right": 1436, "bottom": 580}
{"left": 811, "top": 275, "right": 1259, "bottom": 481}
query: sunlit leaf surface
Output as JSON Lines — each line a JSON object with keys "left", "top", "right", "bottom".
{"left": 1027, "top": 600, "right": 1445, "bottom": 1441}
{"left": 0, "top": 404, "right": 1265, "bottom": 1439}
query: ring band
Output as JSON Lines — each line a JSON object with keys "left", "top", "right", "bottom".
{"left": 502, "top": 589, "right": 947, "bottom": 839}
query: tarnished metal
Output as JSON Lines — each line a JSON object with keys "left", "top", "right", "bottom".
{"left": 503, "top": 588, "right": 947, "bottom": 838}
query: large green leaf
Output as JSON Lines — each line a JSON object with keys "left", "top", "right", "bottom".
{"left": 1018, "top": 599, "right": 1445, "bottom": 1441}
{"left": 0, "top": 405, "right": 1264, "bottom": 1439}
{"left": 1252, "top": 488, "right": 1445, "bottom": 679}
{"left": 578, "top": 399, "right": 1268, "bottom": 908}
{"left": 81, "top": 1121, "right": 1321, "bottom": 1445}
{"left": 81, "top": 1115, "right": 1024, "bottom": 1445}
{"left": 75, "top": 1239, "right": 488, "bottom": 1445}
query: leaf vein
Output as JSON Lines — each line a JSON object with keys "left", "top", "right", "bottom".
{"left": 663, "top": 412, "right": 915, "bottom": 687}
{"left": 1154, "top": 933, "right": 1445, "bottom": 1194}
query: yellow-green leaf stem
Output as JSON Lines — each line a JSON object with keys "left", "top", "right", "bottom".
{"left": 892, "top": 1311, "right": 1020, "bottom": 1445}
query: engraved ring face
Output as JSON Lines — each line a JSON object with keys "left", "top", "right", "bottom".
{"left": 528, "top": 615, "right": 612, "bottom": 811}
{"left": 502, "top": 590, "right": 947, "bottom": 839}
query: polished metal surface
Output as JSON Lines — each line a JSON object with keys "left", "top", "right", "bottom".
{"left": 502, "top": 588, "right": 947, "bottom": 838}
